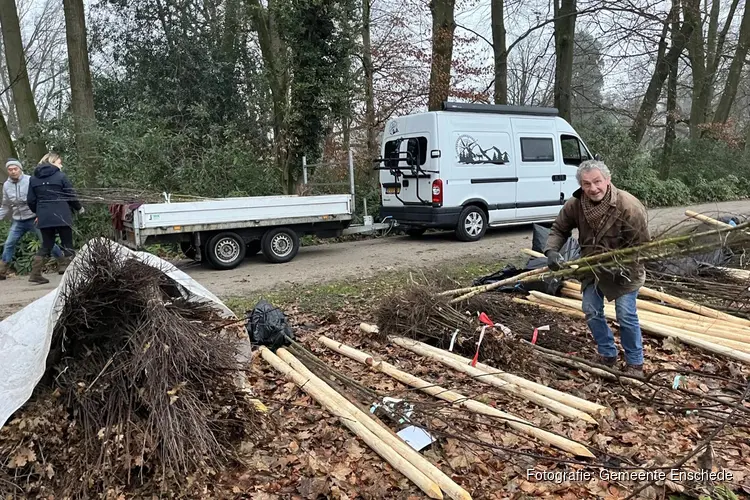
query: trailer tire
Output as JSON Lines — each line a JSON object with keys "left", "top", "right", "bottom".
{"left": 405, "top": 228, "right": 426, "bottom": 238}
{"left": 206, "top": 232, "right": 247, "bottom": 269}
{"left": 262, "top": 227, "right": 299, "bottom": 263}
{"left": 455, "top": 205, "right": 487, "bottom": 242}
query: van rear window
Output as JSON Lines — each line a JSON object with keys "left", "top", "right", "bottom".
{"left": 520, "top": 138, "right": 554, "bottom": 162}
{"left": 384, "top": 137, "right": 427, "bottom": 167}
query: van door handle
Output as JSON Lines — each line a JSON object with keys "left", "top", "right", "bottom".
{"left": 552, "top": 175, "right": 566, "bottom": 182}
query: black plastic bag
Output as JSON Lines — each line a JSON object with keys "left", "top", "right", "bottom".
{"left": 246, "top": 299, "right": 294, "bottom": 350}
{"left": 531, "top": 223, "right": 581, "bottom": 261}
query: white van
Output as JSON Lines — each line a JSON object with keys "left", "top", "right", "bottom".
{"left": 376, "top": 101, "right": 595, "bottom": 241}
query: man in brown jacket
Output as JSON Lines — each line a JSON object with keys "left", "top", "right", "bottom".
{"left": 544, "top": 160, "right": 650, "bottom": 374}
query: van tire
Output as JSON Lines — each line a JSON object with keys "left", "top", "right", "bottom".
{"left": 262, "top": 227, "right": 300, "bottom": 263}
{"left": 205, "top": 232, "right": 247, "bottom": 269}
{"left": 455, "top": 206, "right": 488, "bottom": 242}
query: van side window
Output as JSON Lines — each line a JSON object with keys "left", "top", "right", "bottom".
{"left": 561, "top": 135, "right": 591, "bottom": 166}
{"left": 520, "top": 138, "right": 554, "bottom": 162}
{"left": 384, "top": 137, "right": 428, "bottom": 167}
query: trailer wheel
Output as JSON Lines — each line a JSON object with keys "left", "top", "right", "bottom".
{"left": 262, "top": 227, "right": 299, "bottom": 263}
{"left": 455, "top": 205, "right": 487, "bottom": 242}
{"left": 206, "top": 232, "right": 247, "bottom": 269}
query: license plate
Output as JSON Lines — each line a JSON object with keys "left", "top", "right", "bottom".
{"left": 386, "top": 186, "right": 400, "bottom": 194}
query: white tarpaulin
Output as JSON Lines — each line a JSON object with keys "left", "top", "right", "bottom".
{"left": 0, "top": 238, "right": 235, "bottom": 429}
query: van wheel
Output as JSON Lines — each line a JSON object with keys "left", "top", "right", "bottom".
{"left": 455, "top": 206, "right": 487, "bottom": 242}
{"left": 206, "top": 232, "right": 247, "bottom": 269}
{"left": 262, "top": 227, "right": 300, "bottom": 263}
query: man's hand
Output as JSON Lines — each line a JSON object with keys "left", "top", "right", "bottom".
{"left": 545, "top": 250, "right": 565, "bottom": 271}
{"left": 78, "top": 207, "right": 85, "bottom": 215}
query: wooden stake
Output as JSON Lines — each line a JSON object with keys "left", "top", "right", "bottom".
{"left": 398, "top": 337, "right": 609, "bottom": 417}
{"left": 259, "top": 347, "right": 444, "bottom": 499}
{"left": 528, "top": 292, "right": 750, "bottom": 364}
{"left": 556, "top": 289, "right": 750, "bottom": 350}
{"left": 275, "top": 348, "right": 473, "bottom": 500}
{"left": 388, "top": 336, "right": 599, "bottom": 424}
{"left": 318, "top": 335, "right": 596, "bottom": 458}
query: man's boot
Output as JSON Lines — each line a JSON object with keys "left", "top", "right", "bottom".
{"left": 28, "top": 256, "right": 49, "bottom": 284}
{"left": 57, "top": 256, "right": 71, "bottom": 275}
{"left": 0, "top": 260, "right": 7, "bottom": 281}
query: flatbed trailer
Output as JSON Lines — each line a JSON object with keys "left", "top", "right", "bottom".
{"left": 113, "top": 152, "right": 390, "bottom": 269}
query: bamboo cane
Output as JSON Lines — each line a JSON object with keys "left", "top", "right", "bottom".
{"left": 395, "top": 337, "right": 609, "bottom": 417}
{"left": 559, "top": 288, "right": 750, "bottom": 346}
{"left": 528, "top": 292, "right": 750, "bottom": 364}
{"left": 511, "top": 297, "right": 587, "bottom": 319}
{"left": 317, "top": 335, "right": 597, "bottom": 458}
{"left": 275, "top": 348, "right": 473, "bottom": 500}
{"left": 560, "top": 283, "right": 742, "bottom": 329}
{"left": 388, "top": 336, "right": 599, "bottom": 424}
{"left": 259, "top": 347, "right": 444, "bottom": 499}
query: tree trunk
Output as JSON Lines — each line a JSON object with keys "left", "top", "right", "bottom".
{"left": 713, "top": 0, "right": 750, "bottom": 123}
{"left": 362, "top": 0, "right": 377, "bottom": 183}
{"left": 491, "top": 0, "right": 507, "bottom": 104}
{"left": 427, "top": 0, "right": 456, "bottom": 111}
{"left": 554, "top": 0, "right": 577, "bottom": 122}
{"left": 63, "top": 0, "right": 98, "bottom": 187}
{"left": 685, "top": 0, "right": 706, "bottom": 138}
{"left": 703, "top": 0, "right": 741, "bottom": 128}
{"left": 247, "top": 0, "right": 292, "bottom": 192}
{"left": 661, "top": 8, "right": 680, "bottom": 180}
{"left": 0, "top": 0, "right": 46, "bottom": 164}
{"left": 0, "top": 110, "right": 15, "bottom": 183}
{"left": 629, "top": 0, "right": 695, "bottom": 144}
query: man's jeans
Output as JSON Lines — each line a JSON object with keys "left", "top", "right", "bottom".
{"left": 2, "top": 218, "right": 63, "bottom": 263}
{"left": 581, "top": 284, "right": 644, "bottom": 366}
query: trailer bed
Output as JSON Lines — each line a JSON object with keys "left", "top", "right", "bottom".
{"left": 131, "top": 194, "right": 353, "bottom": 231}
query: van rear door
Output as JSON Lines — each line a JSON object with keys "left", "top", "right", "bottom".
{"left": 380, "top": 135, "right": 435, "bottom": 206}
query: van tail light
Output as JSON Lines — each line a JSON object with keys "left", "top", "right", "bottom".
{"left": 432, "top": 179, "right": 443, "bottom": 205}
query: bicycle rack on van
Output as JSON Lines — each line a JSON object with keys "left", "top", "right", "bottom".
{"left": 372, "top": 139, "right": 436, "bottom": 206}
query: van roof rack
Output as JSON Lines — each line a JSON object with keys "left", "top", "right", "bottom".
{"left": 441, "top": 101, "right": 559, "bottom": 117}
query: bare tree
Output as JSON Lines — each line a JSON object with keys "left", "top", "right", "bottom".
{"left": 492, "top": 0, "right": 507, "bottom": 103}
{"left": 362, "top": 0, "right": 377, "bottom": 178}
{"left": 427, "top": 0, "right": 456, "bottom": 110}
{"left": 629, "top": 0, "right": 696, "bottom": 144}
{"left": 0, "top": 0, "right": 47, "bottom": 164}
{"left": 714, "top": 0, "right": 750, "bottom": 123}
{"left": 0, "top": 109, "right": 15, "bottom": 182}
{"left": 63, "top": 0, "right": 98, "bottom": 186}
{"left": 661, "top": 4, "right": 679, "bottom": 179}
{"left": 553, "top": 0, "right": 577, "bottom": 120}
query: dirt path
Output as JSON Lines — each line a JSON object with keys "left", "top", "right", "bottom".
{"left": 2, "top": 199, "right": 749, "bottom": 319}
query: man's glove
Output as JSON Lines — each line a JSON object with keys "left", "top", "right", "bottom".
{"left": 545, "top": 250, "right": 565, "bottom": 271}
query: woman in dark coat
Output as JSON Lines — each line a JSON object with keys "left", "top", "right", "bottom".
{"left": 26, "top": 153, "right": 83, "bottom": 284}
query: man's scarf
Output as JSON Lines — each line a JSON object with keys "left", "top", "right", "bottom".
{"left": 581, "top": 185, "right": 612, "bottom": 232}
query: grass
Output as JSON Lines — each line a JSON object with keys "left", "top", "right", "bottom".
{"left": 222, "top": 258, "right": 512, "bottom": 317}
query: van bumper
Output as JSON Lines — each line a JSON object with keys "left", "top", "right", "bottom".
{"left": 380, "top": 205, "right": 461, "bottom": 228}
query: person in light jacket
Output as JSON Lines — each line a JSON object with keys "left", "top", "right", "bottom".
{"left": 26, "top": 153, "right": 83, "bottom": 284}
{"left": 0, "top": 158, "right": 63, "bottom": 280}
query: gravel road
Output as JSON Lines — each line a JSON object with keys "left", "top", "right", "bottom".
{"left": 1, "top": 199, "right": 749, "bottom": 319}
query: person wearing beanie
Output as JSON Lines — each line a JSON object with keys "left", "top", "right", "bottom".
{"left": 26, "top": 153, "right": 83, "bottom": 284}
{"left": 0, "top": 158, "right": 63, "bottom": 280}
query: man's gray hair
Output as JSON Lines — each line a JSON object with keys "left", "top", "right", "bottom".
{"left": 576, "top": 159, "right": 611, "bottom": 184}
